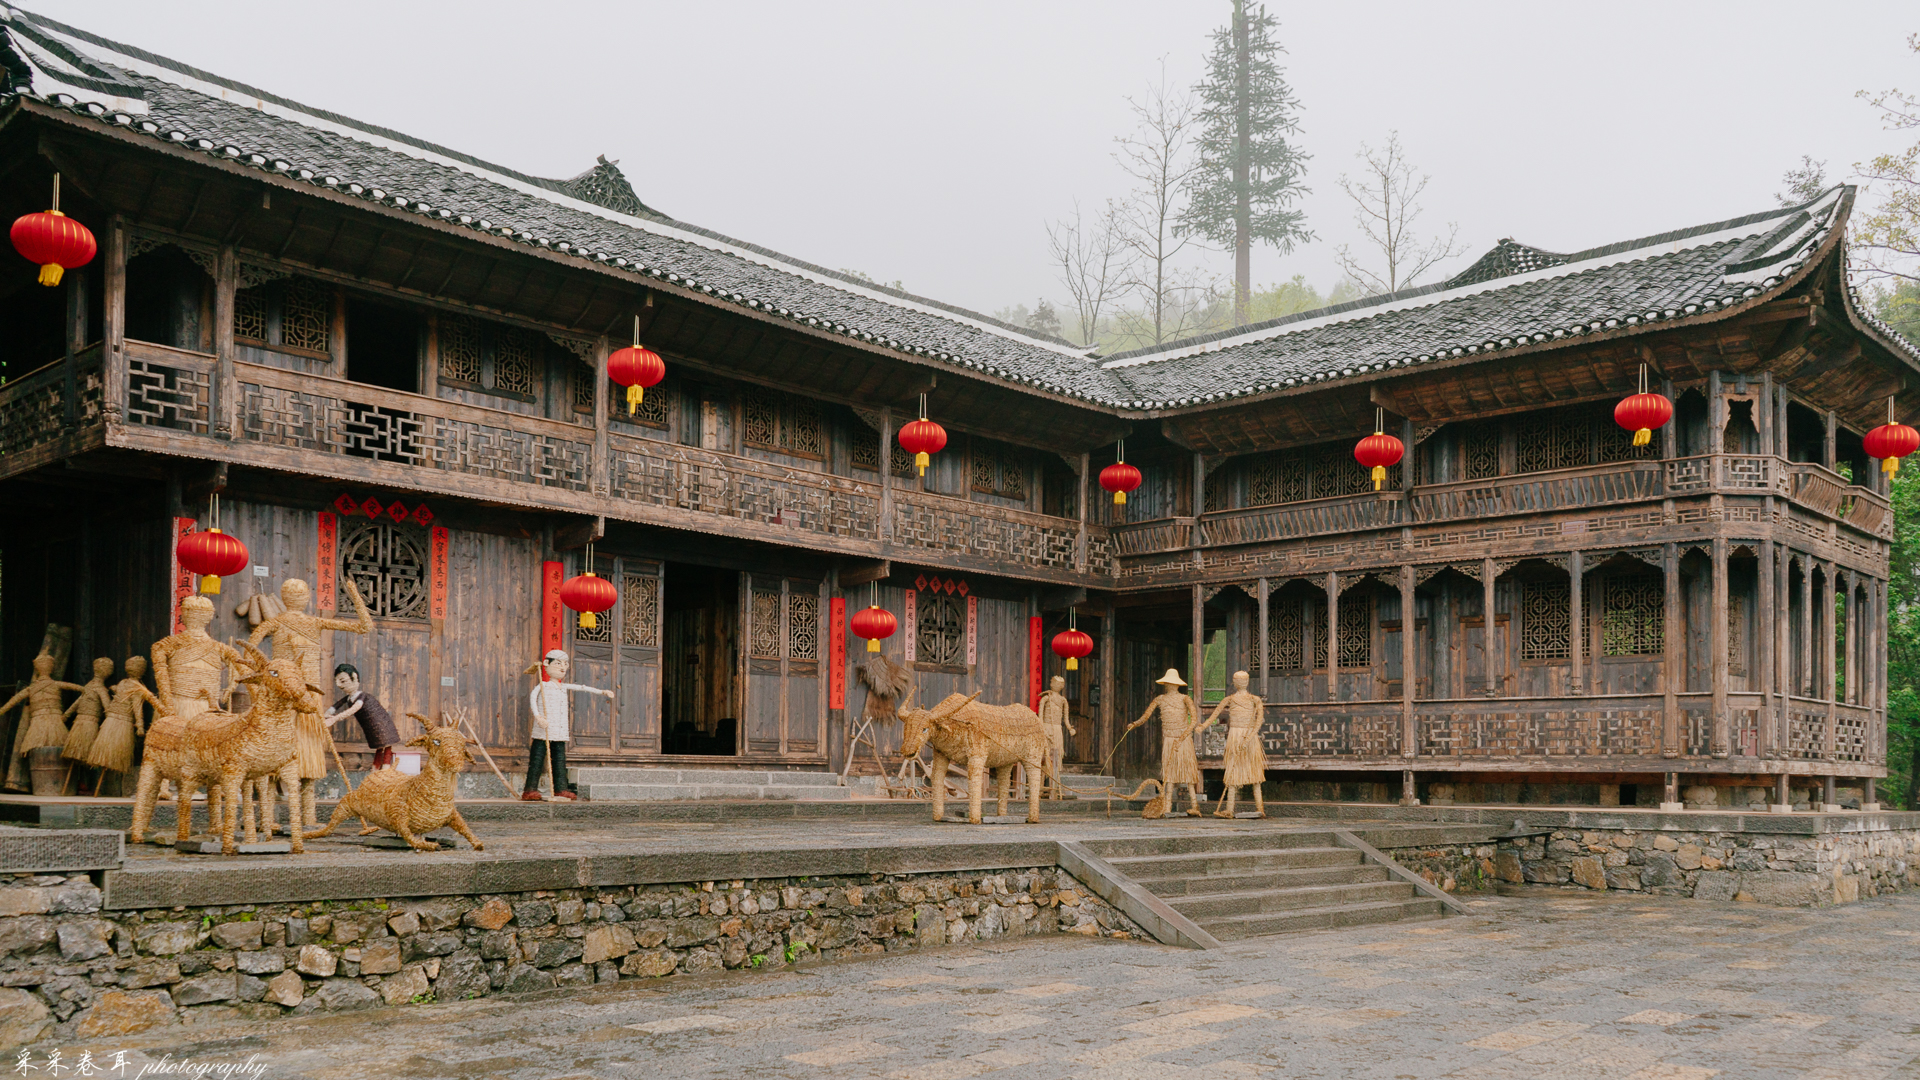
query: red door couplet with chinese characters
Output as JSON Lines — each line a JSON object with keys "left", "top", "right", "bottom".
{"left": 541, "top": 561, "right": 565, "bottom": 656}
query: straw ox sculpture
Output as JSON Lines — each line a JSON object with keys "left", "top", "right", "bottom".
{"left": 899, "top": 692, "right": 1049, "bottom": 824}
{"left": 305, "top": 711, "right": 485, "bottom": 852}
{"left": 127, "top": 643, "right": 319, "bottom": 855}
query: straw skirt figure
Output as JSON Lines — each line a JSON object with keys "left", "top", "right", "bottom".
{"left": 61, "top": 659, "right": 113, "bottom": 766}
{"left": 1124, "top": 669, "right": 1206, "bottom": 817}
{"left": 1202, "top": 671, "right": 1267, "bottom": 818}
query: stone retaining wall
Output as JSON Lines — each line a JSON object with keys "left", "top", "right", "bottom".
{"left": 1381, "top": 842, "right": 1496, "bottom": 895}
{"left": 0, "top": 867, "right": 1140, "bottom": 1047}
{"left": 1493, "top": 824, "right": 1920, "bottom": 904}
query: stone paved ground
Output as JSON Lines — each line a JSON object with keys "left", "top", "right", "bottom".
{"left": 31, "top": 888, "right": 1920, "bottom": 1079}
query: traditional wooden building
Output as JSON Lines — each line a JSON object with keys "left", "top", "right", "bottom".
{"left": 0, "top": 10, "right": 1910, "bottom": 808}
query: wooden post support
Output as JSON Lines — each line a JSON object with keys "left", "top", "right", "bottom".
{"left": 1482, "top": 556, "right": 1498, "bottom": 698}
{"left": 62, "top": 262, "right": 86, "bottom": 425}
{"left": 1800, "top": 556, "right": 1814, "bottom": 697}
{"left": 1823, "top": 561, "right": 1837, "bottom": 763}
{"left": 1844, "top": 571, "right": 1858, "bottom": 708}
{"left": 1774, "top": 548, "right": 1791, "bottom": 757}
{"left": 1663, "top": 542, "right": 1680, "bottom": 757}
{"left": 1771, "top": 773, "right": 1791, "bottom": 813}
{"left": 1325, "top": 572, "right": 1339, "bottom": 702}
{"left": 1660, "top": 377, "right": 1677, "bottom": 461}
{"left": 1822, "top": 774, "right": 1839, "bottom": 813}
{"left": 1191, "top": 583, "right": 1205, "bottom": 700}
{"left": 1758, "top": 371, "right": 1774, "bottom": 455}
{"left": 1400, "top": 768, "right": 1418, "bottom": 807}
{"left": 1710, "top": 537, "right": 1729, "bottom": 757}
{"left": 1076, "top": 451, "right": 1090, "bottom": 573}
{"left": 1758, "top": 535, "right": 1775, "bottom": 756}
{"left": 1101, "top": 598, "right": 1116, "bottom": 767}
{"left": 1708, "top": 370, "right": 1724, "bottom": 455}
{"left": 1401, "top": 418, "right": 1417, "bottom": 492}
{"left": 1569, "top": 549, "right": 1584, "bottom": 696}
{"left": 1399, "top": 564, "right": 1415, "bottom": 757}
{"left": 1823, "top": 410, "right": 1837, "bottom": 470}
{"left": 103, "top": 218, "right": 125, "bottom": 428}
{"left": 591, "top": 335, "right": 610, "bottom": 495}
{"left": 1662, "top": 771, "right": 1682, "bottom": 812}
{"left": 878, "top": 407, "right": 893, "bottom": 541}
{"left": 1256, "top": 577, "right": 1271, "bottom": 701}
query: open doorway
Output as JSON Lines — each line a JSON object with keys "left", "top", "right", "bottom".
{"left": 661, "top": 563, "right": 738, "bottom": 755}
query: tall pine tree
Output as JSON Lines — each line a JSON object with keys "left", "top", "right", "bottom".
{"left": 1179, "top": 0, "right": 1312, "bottom": 326}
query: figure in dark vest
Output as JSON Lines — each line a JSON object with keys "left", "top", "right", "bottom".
{"left": 324, "top": 663, "right": 400, "bottom": 769}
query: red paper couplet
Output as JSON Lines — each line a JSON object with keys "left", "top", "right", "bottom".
{"left": 541, "top": 561, "right": 565, "bottom": 656}
{"left": 315, "top": 512, "right": 337, "bottom": 611}
{"left": 828, "top": 597, "right": 847, "bottom": 711}
{"left": 429, "top": 527, "right": 449, "bottom": 620}
{"left": 1028, "top": 616, "right": 1043, "bottom": 710}
{"left": 171, "top": 517, "right": 195, "bottom": 633}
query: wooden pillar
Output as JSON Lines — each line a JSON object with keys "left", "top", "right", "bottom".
{"left": 1400, "top": 565, "right": 1416, "bottom": 757}
{"left": 1776, "top": 384, "right": 1791, "bottom": 461}
{"left": 1192, "top": 452, "right": 1206, "bottom": 518}
{"left": 1482, "top": 557, "right": 1498, "bottom": 698}
{"left": 1759, "top": 536, "right": 1775, "bottom": 756}
{"left": 1758, "top": 371, "right": 1774, "bottom": 456}
{"left": 212, "top": 246, "right": 236, "bottom": 440}
{"left": 1325, "top": 572, "right": 1339, "bottom": 702}
{"left": 103, "top": 218, "right": 126, "bottom": 428}
{"left": 878, "top": 408, "right": 893, "bottom": 541}
{"left": 1101, "top": 598, "right": 1116, "bottom": 766}
{"left": 1662, "top": 770, "right": 1682, "bottom": 812}
{"left": 1075, "top": 452, "right": 1090, "bottom": 572}
{"left": 1402, "top": 418, "right": 1417, "bottom": 492}
{"left": 1256, "top": 577, "right": 1271, "bottom": 701}
{"left": 1823, "top": 561, "right": 1837, "bottom": 763}
{"left": 591, "top": 336, "right": 610, "bottom": 495}
{"left": 1569, "top": 550, "right": 1584, "bottom": 695}
{"left": 1707, "top": 370, "right": 1724, "bottom": 455}
{"left": 1663, "top": 542, "right": 1680, "bottom": 757}
{"left": 1774, "top": 549, "right": 1791, "bottom": 756}
{"left": 1710, "top": 537, "right": 1729, "bottom": 757}
{"left": 1823, "top": 411, "right": 1837, "bottom": 470}
{"left": 1823, "top": 774, "right": 1839, "bottom": 813}
{"left": 62, "top": 263, "right": 87, "bottom": 425}
{"left": 1191, "top": 583, "right": 1205, "bottom": 696}
{"left": 1844, "top": 571, "right": 1859, "bottom": 706}
{"left": 1799, "top": 556, "right": 1814, "bottom": 696}
{"left": 1660, "top": 377, "right": 1677, "bottom": 459}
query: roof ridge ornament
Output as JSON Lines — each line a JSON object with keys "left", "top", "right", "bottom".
{"left": 1444, "top": 237, "right": 1572, "bottom": 288}
{"left": 554, "top": 155, "right": 657, "bottom": 219}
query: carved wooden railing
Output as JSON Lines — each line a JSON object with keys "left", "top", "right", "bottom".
{"left": 1202, "top": 492, "right": 1407, "bottom": 547}
{"left": 124, "top": 340, "right": 213, "bottom": 436}
{"left": 1109, "top": 517, "right": 1195, "bottom": 557}
{"left": 893, "top": 488, "right": 1095, "bottom": 575}
{"left": 1256, "top": 691, "right": 1880, "bottom": 767}
{"left": 609, "top": 432, "right": 879, "bottom": 540}
{"left": 0, "top": 347, "right": 105, "bottom": 473}
{"left": 1785, "top": 462, "right": 1892, "bottom": 539}
{"left": 1412, "top": 460, "right": 1662, "bottom": 523}
{"left": 233, "top": 361, "right": 594, "bottom": 491}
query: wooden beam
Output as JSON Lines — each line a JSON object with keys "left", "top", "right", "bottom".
{"left": 553, "top": 515, "right": 605, "bottom": 551}
{"left": 838, "top": 560, "right": 891, "bottom": 589}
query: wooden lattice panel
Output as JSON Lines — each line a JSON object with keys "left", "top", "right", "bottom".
{"left": 280, "top": 279, "right": 331, "bottom": 353}
{"left": 787, "top": 589, "right": 819, "bottom": 661}
{"left": 622, "top": 574, "right": 659, "bottom": 648}
{"left": 1338, "top": 596, "right": 1371, "bottom": 667}
{"left": 749, "top": 589, "right": 782, "bottom": 660}
{"left": 492, "top": 329, "right": 537, "bottom": 397}
{"left": 1787, "top": 708, "right": 1827, "bottom": 760}
{"left": 915, "top": 593, "right": 964, "bottom": 667}
{"left": 440, "top": 315, "right": 481, "bottom": 384}
{"left": 1600, "top": 575, "right": 1663, "bottom": 657}
{"left": 1262, "top": 709, "right": 1399, "bottom": 758}
{"left": 339, "top": 522, "right": 428, "bottom": 619}
{"left": 1519, "top": 580, "right": 1570, "bottom": 660}
{"left": 233, "top": 288, "right": 267, "bottom": 342}
{"left": 128, "top": 360, "right": 210, "bottom": 434}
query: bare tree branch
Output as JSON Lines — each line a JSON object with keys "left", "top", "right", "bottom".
{"left": 1331, "top": 132, "right": 1465, "bottom": 297}
{"left": 1046, "top": 200, "right": 1128, "bottom": 346}
{"left": 1113, "top": 61, "right": 1209, "bottom": 346}
{"left": 1853, "top": 35, "right": 1920, "bottom": 285}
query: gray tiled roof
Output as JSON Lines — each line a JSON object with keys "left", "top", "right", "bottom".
{"left": 5, "top": 8, "right": 1902, "bottom": 417}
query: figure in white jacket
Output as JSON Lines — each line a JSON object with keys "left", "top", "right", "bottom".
{"left": 522, "top": 649, "right": 612, "bottom": 801}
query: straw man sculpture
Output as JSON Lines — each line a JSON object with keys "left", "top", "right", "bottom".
{"left": 85, "top": 657, "right": 168, "bottom": 793}
{"left": 248, "top": 578, "right": 373, "bottom": 830}
{"left": 1124, "top": 669, "right": 1206, "bottom": 817}
{"left": 151, "top": 596, "right": 244, "bottom": 722}
{"left": 0, "top": 651, "right": 84, "bottom": 790}
{"left": 1198, "top": 670, "right": 1267, "bottom": 818}
{"left": 1037, "top": 675, "right": 1075, "bottom": 800}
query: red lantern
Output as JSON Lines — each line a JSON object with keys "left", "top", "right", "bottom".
{"left": 1613, "top": 363, "right": 1673, "bottom": 447}
{"left": 1864, "top": 398, "right": 1920, "bottom": 477}
{"left": 1100, "top": 440, "right": 1142, "bottom": 506}
{"left": 176, "top": 528, "right": 249, "bottom": 596}
{"left": 850, "top": 604, "right": 897, "bottom": 653}
{"left": 1354, "top": 418, "right": 1404, "bottom": 491}
{"left": 608, "top": 345, "right": 665, "bottom": 416}
{"left": 558, "top": 571, "right": 618, "bottom": 631}
{"left": 1050, "top": 628, "right": 1093, "bottom": 671}
{"left": 897, "top": 394, "right": 946, "bottom": 477}
{"left": 10, "top": 176, "right": 94, "bottom": 287}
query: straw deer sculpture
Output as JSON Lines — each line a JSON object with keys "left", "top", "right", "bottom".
{"left": 899, "top": 692, "right": 1049, "bottom": 824}
{"left": 305, "top": 711, "right": 484, "bottom": 852}
{"left": 127, "top": 643, "right": 319, "bottom": 855}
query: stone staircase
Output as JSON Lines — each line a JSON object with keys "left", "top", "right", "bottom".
{"left": 1079, "top": 831, "right": 1448, "bottom": 941}
{"left": 572, "top": 767, "right": 850, "bottom": 801}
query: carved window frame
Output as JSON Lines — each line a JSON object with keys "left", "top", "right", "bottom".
{"left": 1599, "top": 573, "right": 1664, "bottom": 658}
{"left": 230, "top": 276, "right": 333, "bottom": 358}
{"left": 913, "top": 592, "right": 967, "bottom": 671}
{"left": 337, "top": 521, "right": 430, "bottom": 621}
{"left": 969, "top": 440, "right": 1029, "bottom": 501}
{"left": 741, "top": 392, "right": 824, "bottom": 461}
{"left": 1519, "top": 579, "right": 1572, "bottom": 661}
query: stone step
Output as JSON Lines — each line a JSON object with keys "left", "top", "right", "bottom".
{"left": 1129, "top": 863, "right": 1390, "bottom": 897}
{"left": 575, "top": 782, "right": 851, "bottom": 802}
{"left": 569, "top": 767, "right": 842, "bottom": 787}
{"left": 1081, "top": 831, "right": 1337, "bottom": 860}
{"left": 1103, "top": 845, "right": 1364, "bottom": 878}
{"left": 1168, "top": 879, "right": 1417, "bottom": 918}
{"left": 1196, "top": 897, "right": 1447, "bottom": 941}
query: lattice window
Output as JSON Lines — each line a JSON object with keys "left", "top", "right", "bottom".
{"left": 611, "top": 377, "right": 671, "bottom": 427}
{"left": 916, "top": 593, "right": 965, "bottom": 667}
{"left": 970, "top": 442, "right": 1028, "bottom": 499}
{"left": 1515, "top": 407, "right": 1593, "bottom": 474}
{"left": 742, "top": 393, "right": 780, "bottom": 451}
{"left": 492, "top": 329, "right": 537, "bottom": 396}
{"left": 1727, "top": 594, "right": 1746, "bottom": 677}
{"left": 850, "top": 434, "right": 879, "bottom": 472}
{"left": 1309, "top": 443, "right": 1377, "bottom": 500}
{"left": 890, "top": 444, "right": 915, "bottom": 479}
{"left": 338, "top": 522, "right": 428, "bottom": 620}
{"left": 574, "top": 600, "right": 612, "bottom": 645}
{"left": 783, "top": 402, "right": 823, "bottom": 457}
{"left": 1596, "top": 413, "right": 1654, "bottom": 463}
{"left": 1247, "top": 452, "right": 1306, "bottom": 506}
{"left": 1204, "top": 468, "right": 1227, "bottom": 513}
{"left": 1338, "top": 595, "right": 1372, "bottom": 667}
{"left": 622, "top": 573, "right": 659, "bottom": 648}
{"left": 572, "top": 365, "right": 596, "bottom": 413}
{"left": 1520, "top": 580, "right": 1571, "bottom": 660}
{"left": 1461, "top": 421, "right": 1501, "bottom": 480}
{"left": 233, "top": 287, "right": 267, "bottom": 342}
{"left": 280, "top": 279, "right": 331, "bottom": 353}
{"left": 1600, "top": 574, "right": 1664, "bottom": 657}
{"left": 749, "top": 588, "right": 783, "bottom": 659}
{"left": 1268, "top": 602, "right": 1305, "bottom": 670}
{"left": 440, "top": 315, "right": 481, "bottom": 384}
{"left": 787, "top": 589, "right": 819, "bottom": 661}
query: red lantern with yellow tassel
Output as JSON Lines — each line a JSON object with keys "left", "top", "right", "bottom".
{"left": 175, "top": 494, "right": 249, "bottom": 595}
{"left": 10, "top": 175, "right": 95, "bottom": 287}
{"left": 1099, "top": 440, "right": 1142, "bottom": 506}
{"left": 897, "top": 393, "right": 947, "bottom": 476}
{"left": 607, "top": 315, "right": 665, "bottom": 416}
{"left": 1613, "top": 363, "right": 1673, "bottom": 448}
{"left": 1864, "top": 397, "right": 1920, "bottom": 478}
{"left": 1050, "top": 618, "right": 1092, "bottom": 671}
{"left": 558, "top": 543, "right": 618, "bottom": 630}
{"left": 1353, "top": 409, "right": 1404, "bottom": 492}
{"left": 850, "top": 604, "right": 897, "bottom": 653}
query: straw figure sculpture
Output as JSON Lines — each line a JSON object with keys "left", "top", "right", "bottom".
{"left": 1111, "top": 778, "right": 1172, "bottom": 819}
{"left": 85, "top": 657, "right": 168, "bottom": 793}
{"left": 0, "top": 652, "right": 85, "bottom": 761}
{"left": 127, "top": 642, "right": 320, "bottom": 855}
{"left": 899, "top": 692, "right": 1050, "bottom": 824}
{"left": 1036, "top": 675, "right": 1075, "bottom": 800}
{"left": 1123, "top": 670, "right": 1207, "bottom": 818}
{"left": 247, "top": 577, "right": 372, "bottom": 831}
{"left": 305, "top": 711, "right": 484, "bottom": 852}
{"left": 60, "top": 657, "right": 113, "bottom": 763}
{"left": 1197, "top": 670, "right": 1267, "bottom": 818}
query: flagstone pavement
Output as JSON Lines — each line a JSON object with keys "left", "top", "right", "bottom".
{"left": 52, "top": 889, "right": 1920, "bottom": 1079}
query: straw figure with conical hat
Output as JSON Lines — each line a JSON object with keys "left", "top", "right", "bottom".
{"left": 899, "top": 691, "right": 1050, "bottom": 824}
{"left": 0, "top": 651, "right": 86, "bottom": 766}
{"left": 85, "top": 656, "right": 168, "bottom": 793}
{"left": 247, "top": 577, "right": 372, "bottom": 830}
{"left": 1123, "top": 669, "right": 1206, "bottom": 818}
{"left": 128, "top": 641, "right": 319, "bottom": 855}
{"left": 1197, "top": 670, "right": 1267, "bottom": 818}
{"left": 57, "top": 658, "right": 114, "bottom": 792}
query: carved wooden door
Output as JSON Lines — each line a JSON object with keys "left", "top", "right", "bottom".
{"left": 569, "top": 555, "right": 663, "bottom": 755}
{"left": 740, "top": 573, "right": 824, "bottom": 759}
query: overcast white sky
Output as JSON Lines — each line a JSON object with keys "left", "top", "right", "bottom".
{"left": 27, "top": 1, "right": 1920, "bottom": 316}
